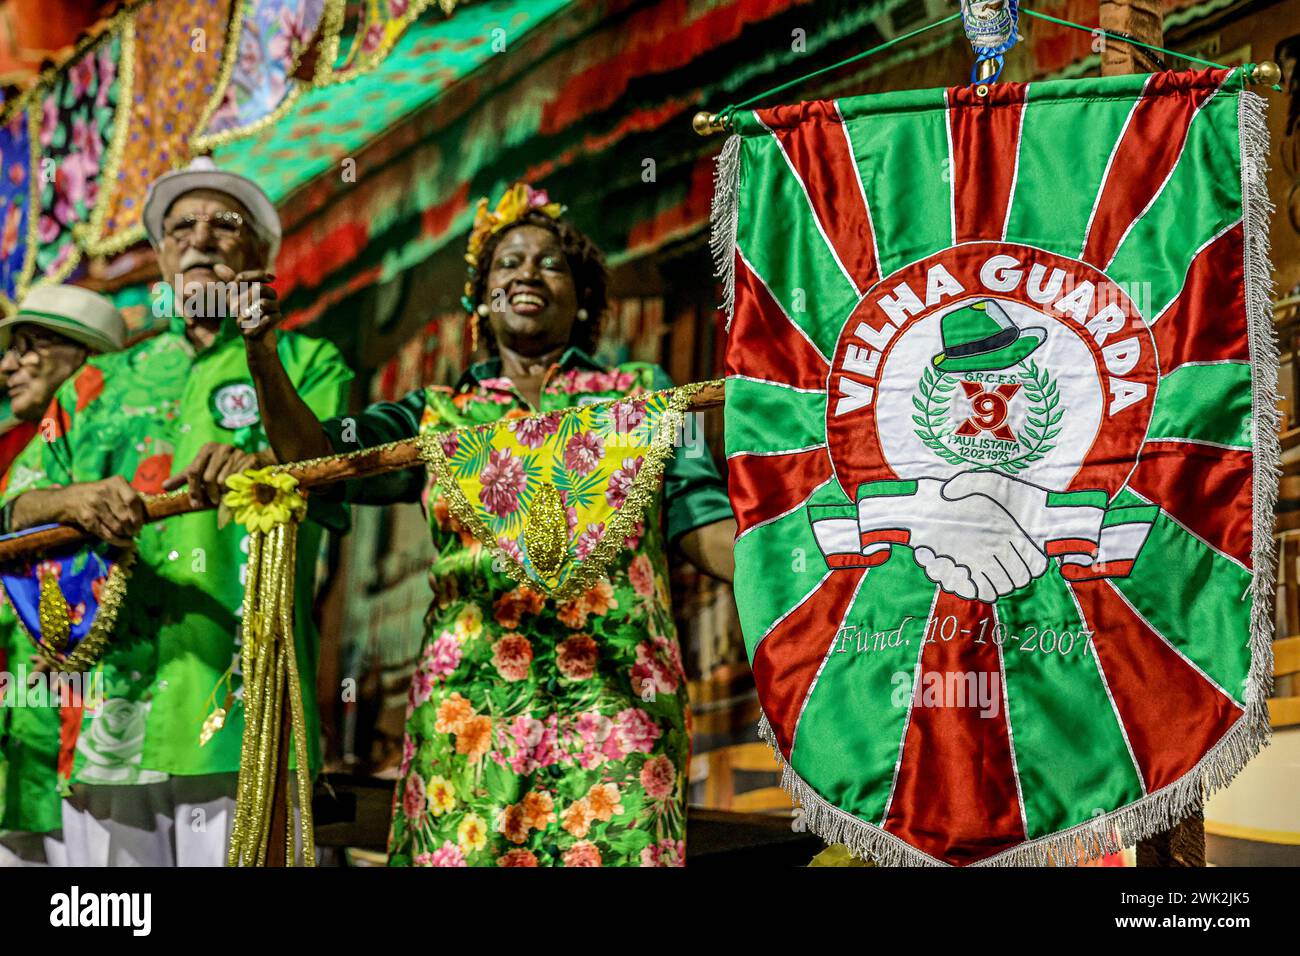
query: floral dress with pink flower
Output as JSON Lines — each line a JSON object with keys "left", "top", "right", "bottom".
{"left": 322, "top": 348, "right": 732, "bottom": 867}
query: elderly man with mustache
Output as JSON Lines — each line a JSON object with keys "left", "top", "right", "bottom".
{"left": 0, "top": 158, "right": 353, "bottom": 866}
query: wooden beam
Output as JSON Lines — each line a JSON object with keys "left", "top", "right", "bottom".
{"left": 1098, "top": 0, "right": 1164, "bottom": 76}
{"left": 1096, "top": 0, "right": 1209, "bottom": 868}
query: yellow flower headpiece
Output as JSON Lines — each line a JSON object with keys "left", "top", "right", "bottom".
{"left": 461, "top": 183, "right": 565, "bottom": 313}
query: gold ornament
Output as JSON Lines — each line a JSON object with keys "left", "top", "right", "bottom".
{"left": 1252, "top": 61, "right": 1281, "bottom": 88}
{"left": 37, "top": 568, "right": 70, "bottom": 653}
{"left": 524, "top": 482, "right": 569, "bottom": 582}
{"left": 15, "top": 550, "right": 137, "bottom": 673}
{"left": 199, "top": 706, "right": 227, "bottom": 747}
{"left": 692, "top": 111, "right": 726, "bottom": 136}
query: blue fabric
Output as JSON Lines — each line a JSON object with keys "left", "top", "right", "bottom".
{"left": 0, "top": 110, "right": 32, "bottom": 302}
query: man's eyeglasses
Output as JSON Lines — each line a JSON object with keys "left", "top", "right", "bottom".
{"left": 3, "top": 333, "right": 74, "bottom": 364}
{"left": 163, "top": 211, "right": 246, "bottom": 243}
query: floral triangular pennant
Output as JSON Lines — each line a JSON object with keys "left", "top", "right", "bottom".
{"left": 0, "top": 532, "right": 135, "bottom": 671}
{"left": 419, "top": 384, "right": 702, "bottom": 599}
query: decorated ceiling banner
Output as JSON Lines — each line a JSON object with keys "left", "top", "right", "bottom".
{"left": 716, "top": 67, "right": 1276, "bottom": 866}
{"left": 194, "top": 0, "right": 342, "bottom": 149}
{"left": 0, "top": 0, "right": 461, "bottom": 308}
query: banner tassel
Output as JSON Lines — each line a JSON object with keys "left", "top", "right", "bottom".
{"left": 1240, "top": 86, "right": 1280, "bottom": 716}
{"left": 710, "top": 133, "right": 741, "bottom": 329}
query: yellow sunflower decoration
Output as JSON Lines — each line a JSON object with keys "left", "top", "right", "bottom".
{"left": 223, "top": 468, "right": 307, "bottom": 532}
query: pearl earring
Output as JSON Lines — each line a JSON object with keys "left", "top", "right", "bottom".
{"left": 476, "top": 303, "right": 490, "bottom": 317}
{"left": 576, "top": 308, "right": 589, "bottom": 321}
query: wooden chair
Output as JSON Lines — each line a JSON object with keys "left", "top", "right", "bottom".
{"left": 690, "top": 742, "right": 793, "bottom": 813}
{"left": 1271, "top": 529, "right": 1300, "bottom": 726}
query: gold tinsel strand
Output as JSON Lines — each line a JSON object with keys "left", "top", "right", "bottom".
{"left": 227, "top": 508, "right": 316, "bottom": 866}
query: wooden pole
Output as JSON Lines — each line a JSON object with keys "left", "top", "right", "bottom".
{"left": 0, "top": 380, "right": 727, "bottom": 564}
{"left": 1095, "top": 0, "right": 1206, "bottom": 868}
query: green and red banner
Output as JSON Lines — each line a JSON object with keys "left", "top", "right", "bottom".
{"left": 717, "top": 67, "right": 1277, "bottom": 866}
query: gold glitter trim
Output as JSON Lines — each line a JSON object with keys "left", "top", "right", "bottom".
{"left": 418, "top": 381, "right": 709, "bottom": 601}
{"left": 1, "top": 1, "right": 141, "bottom": 295}
{"left": 321, "top": 0, "right": 445, "bottom": 88}
{"left": 0, "top": 102, "right": 43, "bottom": 313}
{"left": 9, "top": 547, "right": 138, "bottom": 673}
{"left": 82, "top": 0, "right": 246, "bottom": 256}
{"left": 190, "top": 0, "right": 250, "bottom": 153}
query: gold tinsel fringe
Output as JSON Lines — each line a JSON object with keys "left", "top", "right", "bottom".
{"left": 227, "top": 520, "right": 315, "bottom": 867}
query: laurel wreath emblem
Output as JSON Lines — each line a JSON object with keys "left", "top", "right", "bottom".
{"left": 912, "top": 360, "right": 1062, "bottom": 474}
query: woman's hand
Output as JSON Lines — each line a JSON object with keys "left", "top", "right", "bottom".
{"left": 163, "top": 443, "right": 276, "bottom": 509}
{"left": 225, "top": 268, "right": 336, "bottom": 465}
{"left": 678, "top": 517, "right": 737, "bottom": 584}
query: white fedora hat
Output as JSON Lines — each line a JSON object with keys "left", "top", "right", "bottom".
{"left": 0, "top": 284, "right": 127, "bottom": 354}
{"left": 143, "top": 156, "right": 281, "bottom": 263}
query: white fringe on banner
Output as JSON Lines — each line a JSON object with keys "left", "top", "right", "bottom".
{"left": 1240, "top": 87, "right": 1280, "bottom": 717}
{"left": 753, "top": 85, "right": 1278, "bottom": 867}
{"left": 710, "top": 133, "right": 741, "bottom": 329}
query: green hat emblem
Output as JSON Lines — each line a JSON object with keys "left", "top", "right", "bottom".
{"left": 931, "top": 300, "right": 1045, "bottom": 372}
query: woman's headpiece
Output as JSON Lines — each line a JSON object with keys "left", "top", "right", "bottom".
{"left": 460, "top": 183, "right": 565, "bottom": 315}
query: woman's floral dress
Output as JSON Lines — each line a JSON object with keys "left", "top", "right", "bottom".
{"left": 324, "top": 349, "right": 732, "bottom": 867}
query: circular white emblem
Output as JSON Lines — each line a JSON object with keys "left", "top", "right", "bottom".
{"left": 212, "top": 382, "right": 260, "bottom": 430}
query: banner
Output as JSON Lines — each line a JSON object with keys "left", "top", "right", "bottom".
{"left": 715, "top": 67, "right": 1277, "bottom": 865}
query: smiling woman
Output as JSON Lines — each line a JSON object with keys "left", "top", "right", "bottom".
{"left": 235, "top": 182, "right": 738, "bottom": 867}
{"left": 467, "top": 207, "right": 607, "bottom": 371}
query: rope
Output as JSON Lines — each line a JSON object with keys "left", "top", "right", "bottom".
{"left": 713, "top": 4, "right": 1281, "bottom": 122}
{"left": 719, "top": 13, "right": 962, "bottom": 122}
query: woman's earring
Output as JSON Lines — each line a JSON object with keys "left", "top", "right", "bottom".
{"left": 576, "top": 308, "right": 589, "bottom": 322}
{"left": 470, "top": 303, "right": 488, "bottom": 354}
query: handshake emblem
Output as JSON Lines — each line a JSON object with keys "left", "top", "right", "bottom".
{"left": 808, "top": 470, "right": 1158, "bottom": 602}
